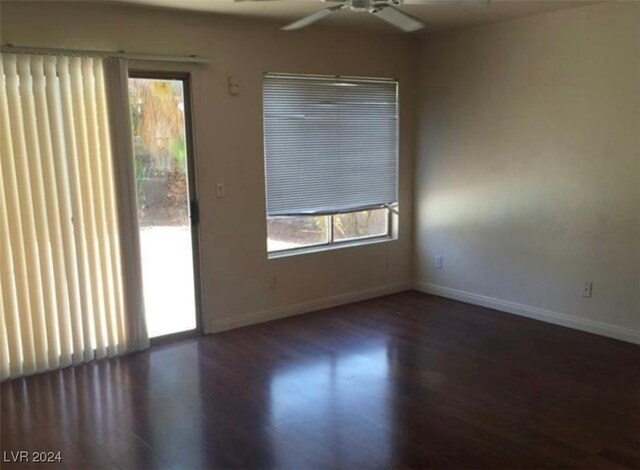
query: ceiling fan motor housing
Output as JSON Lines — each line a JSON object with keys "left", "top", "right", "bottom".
{"left": 348, "top": 0, "right": 372, "bottom": 11}
{"left": 348, "top": 0, "right": 402, "bottom": 12}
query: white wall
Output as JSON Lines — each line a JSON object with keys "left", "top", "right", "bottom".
{"left": 0, "top": 1, "right": 417, "bottom": 332}
{"left": 414, "top": 2, "right": 640, "bottom": 342}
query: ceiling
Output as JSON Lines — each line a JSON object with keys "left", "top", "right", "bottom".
{"left": 106, "top": 0, "right": 601, "bottom": 32}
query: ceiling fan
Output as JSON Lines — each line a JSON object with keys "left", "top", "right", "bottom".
{"left": 238, "top": 0, "right": 488, "bottom": 33}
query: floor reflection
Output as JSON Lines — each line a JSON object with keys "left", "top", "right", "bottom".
{"left": 0, "top": 310, "right": 439, "bottom": 468}
{"left": 268, "top": 341, "right": 392, "bottom": 469}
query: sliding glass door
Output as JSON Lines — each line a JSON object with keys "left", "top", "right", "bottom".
{"left": 128, "top": 73, "right": 200, "bottom": 340}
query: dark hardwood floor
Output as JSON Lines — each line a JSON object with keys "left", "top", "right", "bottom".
{"left": 1, "top": 291, "right": 639, "bottom": 469}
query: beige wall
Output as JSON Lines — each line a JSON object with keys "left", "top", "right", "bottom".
{"left": 1, "top": 1, "right": 417, "bottom": 332}
{"left": 4, "top": 0, "right": 638, "bottom": 342}
{"left": 414, "top": 2, "right": 640, "bottom": 341}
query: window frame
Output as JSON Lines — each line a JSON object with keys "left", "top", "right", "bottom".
{"left": 267, "top": 204, "right": 397, "bottom": 258}
{"left": 128, "top": 69, "right": 205, "bottom": 346}
{"left": 263, "top": 72, "right": 400, "bottom": 259}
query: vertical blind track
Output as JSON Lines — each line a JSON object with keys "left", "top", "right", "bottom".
{"left": 1, "top": 45, "right": 210, "bottom": 64}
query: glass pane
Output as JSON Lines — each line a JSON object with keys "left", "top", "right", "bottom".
{"left": 267, "top": 215, "right": 329, "bottom": 252}
{"left": 333, "top": 208, "right": 389, "bottom": 242}
{"left": 129, "top": 77, "right": 197, "bottom": 338}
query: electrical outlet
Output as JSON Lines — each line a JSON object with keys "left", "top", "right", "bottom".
{"left": 270, "top": 276, "right": 278, "bottom": 290}
{"left": 435, "top": 255, "right": 443, "bottom": 270}
{"left": 581, "top": 281, "right": 593, "bottom": 298}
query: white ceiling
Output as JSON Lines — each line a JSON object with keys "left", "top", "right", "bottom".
{"left": 106, "top": 0, "right": 601, "bottom": 32}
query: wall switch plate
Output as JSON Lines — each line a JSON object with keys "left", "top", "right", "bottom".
{"left": 581, "top": 281, "right": 593, "bottom": 298}
{"left": 228, "top": 77, "right": 240, "bottom": 95}
{"left": 435, "top": 255, "right": 443, "bottom": 270}
{"left": 216, "top": 183, "right": 226, "bottom": 198}
{"left": 270, "top": 276, "right": 278, "bottom": 290}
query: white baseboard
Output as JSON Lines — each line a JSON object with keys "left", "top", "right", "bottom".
{"left": 208, "top": 281, "right": 412, "bottom": 334}
{"left": 413, "top": 281, "right": 640, "bottom": 345}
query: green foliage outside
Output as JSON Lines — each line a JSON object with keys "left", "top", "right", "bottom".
{"left": 129, "top": 79, "right": 186, "bottom": 175}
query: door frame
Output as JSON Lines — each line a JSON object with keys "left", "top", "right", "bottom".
{"left": 128, "top": 70, "right": 204, "bottom": 346}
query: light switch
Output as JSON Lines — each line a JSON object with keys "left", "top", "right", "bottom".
{"left": 228, "top": 77, "right": 240, "bottom": 95}
{"left": 216, "top": 183, "right": 226, "bottom": 198}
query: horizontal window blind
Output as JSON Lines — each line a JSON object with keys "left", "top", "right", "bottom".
{"left": 263, "top": 74, "right": 398, "bottom": 216}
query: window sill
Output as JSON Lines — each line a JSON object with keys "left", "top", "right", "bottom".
{"left": 268, "top": 235, "right": 395, "bottom": 260}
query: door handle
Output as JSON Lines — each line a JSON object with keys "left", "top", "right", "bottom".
{"left": 190, "top": 200, "right": 199, "bottom": 226}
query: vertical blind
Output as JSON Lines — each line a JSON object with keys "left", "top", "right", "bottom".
{"left": 263, "top": 74, "right": 398, "bottom": 216}
{"left": 0, "top": 53, "right": 147, "bottom": 380}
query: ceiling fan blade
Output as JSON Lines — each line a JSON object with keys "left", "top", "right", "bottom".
{"left": 281, "top": 5, "right": 345, "bottom": 30}
{"left": 370, "top": 5, "right": 425, "bottom": 32}
{"left": 401, "top": 0, "right": 489, "bottom": 4}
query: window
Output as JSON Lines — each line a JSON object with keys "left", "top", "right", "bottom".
{"left": 263, "top": 73, "right": 398, "bottom": 255}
